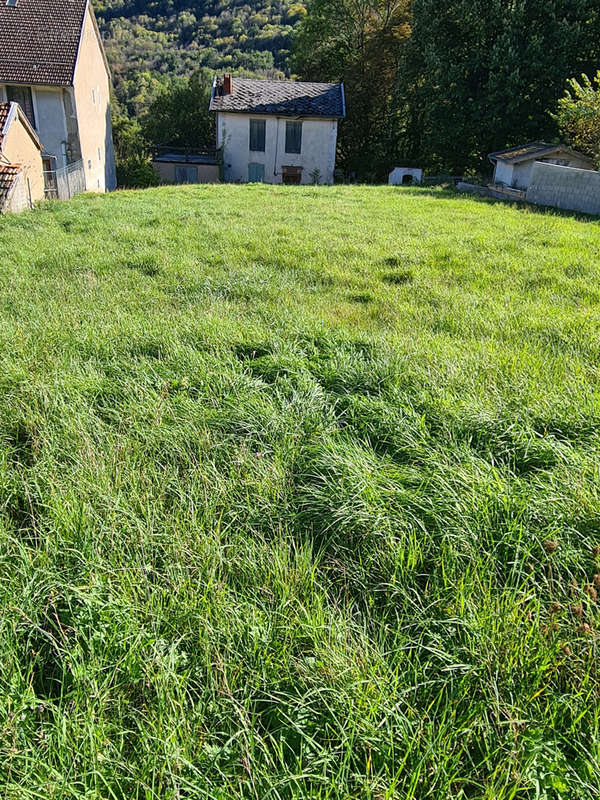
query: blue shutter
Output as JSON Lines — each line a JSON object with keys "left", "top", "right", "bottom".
{"left": 248, "top": 163, "right": 265, "bottom": 183}
{"left": 175, "top": 165, "right": 198, "bottom": 184}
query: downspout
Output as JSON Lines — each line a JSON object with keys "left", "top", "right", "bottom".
{"left": 273, "top": 117, "right": 280, "bottom": 178}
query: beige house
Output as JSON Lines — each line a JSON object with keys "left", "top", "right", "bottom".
{"left": 0, "top": 0, "right": 116, "bottom": 199}
{"left": 0, "top": 101, "right": 44, "bottom": 213}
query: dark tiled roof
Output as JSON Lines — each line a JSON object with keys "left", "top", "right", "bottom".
{"left": 0, "top": 163, "right": 22, "bottom": 210}
{"left": 488, "top": 142, "right": 592, "bottom": 164}
{"left": 210, "top": 78, "right": 345, "bottom": 118}
{"left": 0, "top": 0, "right": 88, "bottom": 86}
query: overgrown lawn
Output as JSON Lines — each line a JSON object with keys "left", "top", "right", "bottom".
{"left": 1, "top": 185, "right": 600, "bottom": 798}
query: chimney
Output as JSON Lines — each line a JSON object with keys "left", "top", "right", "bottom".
{"left": 223, "top": 74, "right": 233, "bottom": 95}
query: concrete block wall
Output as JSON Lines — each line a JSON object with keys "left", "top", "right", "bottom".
{"left": 526, "top": 162, "right": 600, "bottom": 216}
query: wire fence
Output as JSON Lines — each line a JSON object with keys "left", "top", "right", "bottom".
{"left": 43, "top": 160, "right": 86, "bottom": 200}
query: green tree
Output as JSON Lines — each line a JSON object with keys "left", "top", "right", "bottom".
{"left": 293, "top": 0, "right": 412, "bottom": 180}
{"left": 556, "top": 72, "right": 600, "bottom": 168}
{"left": 403, "top": 0, "right": 600, "bottom": 173}
{"left": 141, "top": 71, "right": 216, "bottom": 150}
{"left": 112, "top": 113, "right": 148, "bottom": 163}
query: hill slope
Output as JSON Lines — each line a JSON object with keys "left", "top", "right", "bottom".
{"left": 95, "top": 0, "right": 303, "bottom": 111}
{"left": 1, "top": 186, "right": 600, "bottom": 797}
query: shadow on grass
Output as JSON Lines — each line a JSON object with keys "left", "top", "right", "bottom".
{"left": 401, "top": 186, "right": 600, "bottom": 223}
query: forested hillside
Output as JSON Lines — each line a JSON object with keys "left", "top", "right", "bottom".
{"left": 94, "top": 0, "right": 304, "bottom": 115}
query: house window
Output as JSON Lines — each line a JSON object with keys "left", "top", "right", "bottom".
{"left": 174, "top": 165, "right": 198, "bottom": 184}
{"left": 249, "top": 119, "right": 266, "bottom": 152}
{"left": 285, "top": 121, "right": 302, "bottom": 154}
{"left": 6, "top": 85, "right": 35, "bottom": 127}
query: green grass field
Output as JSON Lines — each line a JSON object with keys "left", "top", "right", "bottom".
{"left": 1, "top": 184, "right": 600, "bottom": 799}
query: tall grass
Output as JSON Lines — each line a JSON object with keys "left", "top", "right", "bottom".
{"left": 0, "top": 185, "right": 599, "bottom": 798}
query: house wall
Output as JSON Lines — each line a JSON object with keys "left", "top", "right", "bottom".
{"left": 217, "top": 112, "right": 338, "bottom": 184}
{"left": 153, "top": 161, "right": 219, "bottom": 184}
{"left": 495, "top": 151, "right": 593, "bottom": 190}
{"left": 4, "top": 171, "right": 28, "bottom": 213}
{"left": 0, "top": 84, "right": 73, "bottom": 168}
{"left": 2, "top": 115, "right": 45, "bottom": 204}
{"left": 493, "top": 160, "right": 514, "bottom": 186}
{"left": 526, "top": 162, "right": 600, "bottom": 216}
{"left": 511, "top": 162, "right": 537, "bottom": 190}
{"left": 72, "top": 7, "right": 117, "bottom": 192}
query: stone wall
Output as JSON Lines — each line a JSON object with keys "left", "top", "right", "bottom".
{"left": 526, "top": 162, "right": 600, "bottom": 216}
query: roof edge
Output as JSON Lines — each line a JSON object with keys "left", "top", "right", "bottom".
{"left": 488, "top": 142, "right": 594, "bottom": 165}
{"left": 210, "top": 109, "right": 344, "bottom": 119}
{"left": 1, "top": 102, "right": 43, "bottom": 153}
{"left": 73, "top": 1, "right": 112, "bottom": 85}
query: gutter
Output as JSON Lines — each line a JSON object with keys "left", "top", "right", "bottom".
{"left": 340, "top": 83, "right": 346, "bottom": 119}
{"left": 273, "top": 117, "right": 280, "bottom": 177}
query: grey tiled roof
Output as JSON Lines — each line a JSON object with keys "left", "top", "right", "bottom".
{"left": 210, "top": 78, "right": 345, "bottom": 118}
{"left": 0, "top": 0, "right": 88, "bottom": 86}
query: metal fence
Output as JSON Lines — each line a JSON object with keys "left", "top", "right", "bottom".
{"left": 43, "top": 160, "right": 86, "bottom": 200}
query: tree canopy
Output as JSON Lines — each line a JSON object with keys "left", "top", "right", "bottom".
{"left": 556, "top": 72, "right": 600, "bottom": 168}
{"left": 95, "top": 0, "right": 600, "bottom": 181}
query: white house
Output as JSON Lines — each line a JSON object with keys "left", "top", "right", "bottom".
{"left": 488, "top": 142, "right": 593, "bottom": 191}
{"left": 0, "top": 0, "right": 117, "bottom": 198}
{"left": 209, "top": 75, "right": 345, "bottom": 184}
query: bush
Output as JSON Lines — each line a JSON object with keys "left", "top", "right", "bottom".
{"left": 116, "top": 158, "right": 160, "bottom": 189}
